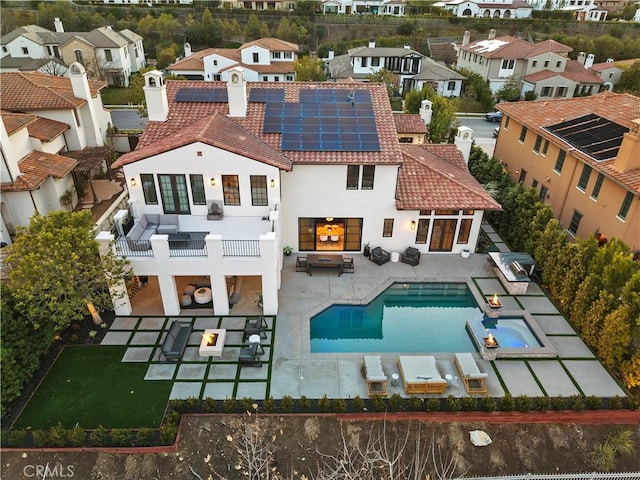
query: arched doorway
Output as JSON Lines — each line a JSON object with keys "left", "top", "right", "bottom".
{"left": 483, "top": 10, "right": 490, "bottom": 17}
{"left": 503, "top": 9, "right": 511, "bottom": 18}
{"left": 493, "top": 10, "right": 501, "bottom": 17}
{"left": 462, "top": 8, "right": 473, "bottom": 15}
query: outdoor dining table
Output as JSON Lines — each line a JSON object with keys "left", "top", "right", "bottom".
{"left": 306, "top": 254, "right": 344, "bottom": 276}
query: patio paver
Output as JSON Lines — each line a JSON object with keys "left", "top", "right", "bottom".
{"left": 493, "top": 361, "right": 544, "bottom": 397}
{"left": 207, "top": 363, "right": 239, "bottom": 380}
{"left": 517, "top": 296, "right": 560, "bottom": 315}
{"left": 533, "top": 315, "right": 576, "bottom": 335}
{"left": 122, "top": 347, "right": 154, "bottom": 363}
{"left": 528, "top": 360, "right": 580, "bottom": 397}
{"left": 137, "top": 317, "right": 167, "bottom": 330}
{"left": 550, "top": 336, "right": 595, "bottom": 358}
{"left": 268, "top": 359, "right": 301, "bottom": 398}
{"left": 145, "top": 363, "right": 176, "bottom": 380}
{"left": 101, "top": 331, "right": 132, "bottom": 345}
{"left": 176, "top": 364, "right": 207, "bottom": 380}
{"left": 300, "top": 360, "right": 340, "bottom": 398}
{"left": 235, "top": 382, "right": 267, "bottom": 400}
{"left": 475, "top": 278, "right": 506, "bottom": 296}
{"left": 563, "top": 360, "right": 627, "bottom": 397}
{"left": 194, "top": 317, "right": 220, "bottom": 330}
{"left": 169, "top": 382, "right": 202, "bottom": 400}
{"left": 202, "top": 381, "right": 235, "bottom": 399}
{"left": 129, "top": 331, "right": 160, "bottom": 345}
{"left": 111, "top": 317, "right": 139, "bottom": 330}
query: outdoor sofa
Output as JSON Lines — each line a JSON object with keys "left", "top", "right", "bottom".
{"left": 125, "top": 214, "right": 180, "bottom": 251}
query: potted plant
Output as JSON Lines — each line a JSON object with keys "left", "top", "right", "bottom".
{"left": 283, "top": 246, "right": 293, "bottom": 256}
{"left": 363, "top": 242, "right": 371, "bottom": 257}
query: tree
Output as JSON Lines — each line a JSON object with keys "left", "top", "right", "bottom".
{"left": 4, "top": 211, "right": 131, "bottom": 333}
{"left": 294, "top": 56, "right": 326, "bottom": 81}
{"left": 403, "top": 88, "right": 423, "bottom": 114}
{"left": 367, "top": 68, "right": 398, "bottom": 100}
{"left": 275, "top": 18, "right": 309, "bottom": 45}
{"left": 455, "top": 67, "right": 494, "bottom": 112}
{"left": 421, "top": 84, "right": 458, "bottom": 144}
{"left": 495, "top": 75, "right": 521, "bottom": 103}
{"left": 616, "top": 60, "right": 640, "bottom": 96}
{"left": 245, "top": 14, "right": 269, "bottom": 41}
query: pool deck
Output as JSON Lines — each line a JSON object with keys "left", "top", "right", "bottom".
{"left": 102, "top": 224, "right": 627, "bottom": 401}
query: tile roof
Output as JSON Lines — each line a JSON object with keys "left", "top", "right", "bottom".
{"left": 349, "top": 46, "right": 424, "bottom": 58}
{"left": 497, "top": 92, "right": 640, "bottom": 192}
{"left": 394, "top": 114, "right": 427, "bottom": 134}
{"left": 461, "top": 36, "right": 572, "bottom": 60}
{"left": 414, "top": 57, "right": 467, "bottom": 81}
{"left": 240, "top": 38, "right": 300, "bottom": 52}
{"left": 0, "top": 72, "right": 106, "bottom": 111}
{"left": 28, "top": 116, "right": 69, "bottom": 141}
{"left": 114, "top": 81, "right": 402, "bottom": 168}
{"left": 0, "top": 151, "right": 77, "bottom": 192}
{"left": 589, "top": 58, "right": 639, "bottom": 72}
{"left": 527, "top": 39, "right": 573, "bottom": 57}
{"left": 521, "top": 61, "right": 602, "bottom": 84}
{"left": 0, "top": 25, "right": 54, "bottom": 45}
{"left": 1, "top": 110, "right": 37, "bottom": 135}
{"left": 396, "top": 144, "right": 502, "bottom": 210}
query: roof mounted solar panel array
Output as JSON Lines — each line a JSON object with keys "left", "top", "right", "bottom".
{"left": 175, "top": 87, "right": 228, "bottom": 103}
{"left": 543, "top": 113, "right": 628, "bottom": 162}
{"left": 299, "top": 88, "right": 372, "bottom": 104}
{"left": 249, "top": 88, "right": 285, "bottom": 103}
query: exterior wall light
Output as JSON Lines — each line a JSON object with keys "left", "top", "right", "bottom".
{"left": 210, "top": 178, "right": 216, "bottom": 187}
{"left": 410, "top": 220, "right": 417, "bottom": 230}
{"left": 270, "top": 178, "right": 275, "bottom": 188}
{"left": 130, "top": 178, "right": 137, "bottom": 187}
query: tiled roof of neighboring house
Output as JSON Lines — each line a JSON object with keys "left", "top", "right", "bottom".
{"left": 1, "top": 110, "right": 37, "bottom": 135}
{"left": 63, "top": 27, "right": 129, "bottom": 49}
{"left": 28, "top": 116, "right": 70, "bottom": 141}
{"left": 476, "top": 0, "right": 531, "bottom": 7}
{"left": 349, "top": 46, "right": 424, "bottom": 58}
{"left": 413, "top": 57, "right": 466, "bottom": 81}
{"left": 219, "top": 61, "right": 296, "bottom": 75}
{"left": 0, "top": 151, "right": 77, "bottom": 192}
{"left": 396, "top": 144, "right": 502, "bottom": 210}
{"left": 589, "top": 58, "right": 639, "bottom": 72}
{"left": 240, "top": 38, "right": 299, "bottom": 52}
{"left": 119, "top": 29, "right": 143, "bottom": 43}
{"left": 461, "top": 36, "right": 571, "bottom": 60}
{"left": 497, "top": 92, "right": 640, "bottom": 192}
{"left": 0, "top": 56, "right": 67, "bottom": 73}
{"left": 527, "top": 39, "right": 573, "bottom": 57}
{"left": 0, "top": 24, "right": 54, "bottom": 45}
{"left": 166, "top": 48, "right": 218, "bottom": 71}
{"left": 18, "top": 57, "right": 67, "bottom": 73}
{"left": 394, "top": 114, "right": 427, "bottom": 134}
{"left": 327, "top": 53, "right": 366, "bottom": 80}
{"left": 0, "top": 55, "right": 33, "bottom": 68}
{"left": 523, "top": 60, "right": 603, "bottom": 84}
{"left": 0, "top": 72, "right": 106, "bottom": 111}
{"left": 113, "top": 81, "right": 402, "bottom": 168}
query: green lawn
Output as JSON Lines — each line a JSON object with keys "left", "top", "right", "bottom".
{"left": 101, "top": 87, "right": 143, "bottom": 106}
{"left": 13, "top": 346, "right": 172, "bottom": 430}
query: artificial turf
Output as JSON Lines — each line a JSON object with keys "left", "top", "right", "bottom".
{"left": 12, "top": 345, "right": 172, "bottom": 430}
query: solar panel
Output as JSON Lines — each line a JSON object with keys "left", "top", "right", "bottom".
{"left": 249, "top": 88, "right": 285, "bottom": 103}
{"left": 543, "top": 113, "right": 628, "bottom": 162}
{"left": 175, "top": 87, "right": 228, "bottom": 103}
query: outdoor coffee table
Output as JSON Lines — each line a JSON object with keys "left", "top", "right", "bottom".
{"left": 306, "top": 254, "right": 343, "bottom": 276}
{"left": 199, "top": 329, "right": 226, "bottom": 357}
{"left": 168, "top": 232, "right": 190, "bottom": 249}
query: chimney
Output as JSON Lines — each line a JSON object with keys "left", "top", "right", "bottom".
{"left": 577, "top": 52, "right": 586, "bottom": 65}
{"left": 143, "top": 70, "right": 169, "bottom": 122}
{"left": 184, "top": 42, "right": 192, "bottom": 57}
{"left": 614, "top": 118, "right": 640, "bottom": 172}
{"left": 488, "top": 29, "right": 496, "bottom": 40}
{"left": 368, "top": 37, "right": 375, "bottom": 48}
{"left": 328, "top": 49, "right": 334, "bottom": 60}
{"left": 606, "top": 58, "right": 614, "bottom": 63}
{"left": 462, "top": 31, "right": 470, "bottom": 46}
{"left": 419, "top": 99, "right": 433, "bottom": 126}
{"left": 69, "top": 62, "right": 103, "bottom": 146}
{"left": 585, "top": 53, "right": 595, "bottom": 69}
{"left": 106, "top": 25, "right": 112, "bottom": 31}
{"left": 54, "top": 17, "right": 64, "bottom": 33}
{"left": 226, "top": 67, "right": 247, "bottom": 118}
{"left": 0, "top": 115, "right": 22, "bottom": 183}
{"left": 454, "top": 126, "right": 473, "bottom": 163}
{"left": 404, "top": 44, "right": 411, "bottom": 50}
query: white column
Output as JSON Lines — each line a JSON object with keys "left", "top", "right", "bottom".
{"left": 211, "top": 274, "right": 229, "bottom": 315}
{"left": 259, "top": 232, "right": 279, "bottom": 315}
{"left": 96, "top": 231, "right": 132, "bottom": 315}
{"left": 157, "top": 274, "right": 179, "bottom": 316}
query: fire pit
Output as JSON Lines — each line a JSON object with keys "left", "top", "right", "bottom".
{"left": 199, "top": 329, "right": 226, "bottom": 357}
{"left": 483, "top": 331, "right": 500, "bottom": 349}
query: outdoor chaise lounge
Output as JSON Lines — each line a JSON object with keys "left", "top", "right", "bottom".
{"left": 400, "top": 247, "right": 421, "bottom": 266}
{"left": 397, "top": 355, "right": 447, "bottom": 394}
{"left": 454, "top": 352, "right": 488, "bottom": 394}
{"left": 364, "top": 355, "right": 387, "bottom": 397}
{"left": 369, "top": 247, "right": 390, "bottom": 265}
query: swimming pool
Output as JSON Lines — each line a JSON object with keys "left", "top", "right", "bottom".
{"left": 481, "top": 316, "right": 542, "bottom": 348}
{"left": 310, "top": 282, "right": 483, "bottom": 353}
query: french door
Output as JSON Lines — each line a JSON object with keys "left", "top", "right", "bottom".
{"left": 158, "top": 174, "right": 190, "bottom": 214}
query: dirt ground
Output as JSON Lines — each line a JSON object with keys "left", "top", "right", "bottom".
{"left": 3, "top": 413, "right": 640, "bottom": 479}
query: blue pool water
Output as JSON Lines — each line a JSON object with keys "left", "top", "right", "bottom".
{"left": 481, "top": 316, "right": 542, "bottom": 348}
{"left": 310, "top": 282, "right": 483, "bottom": 353}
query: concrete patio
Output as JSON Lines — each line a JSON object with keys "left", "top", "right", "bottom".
{"left": 101, "top": 224, "right": 627, "bottom": 402}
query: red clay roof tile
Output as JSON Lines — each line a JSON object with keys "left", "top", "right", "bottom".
{"left": 1, "top": 151, "right": 77, "bottom": 192}
{"left": 394, "top": 114, "right": 427, "bottom": 134}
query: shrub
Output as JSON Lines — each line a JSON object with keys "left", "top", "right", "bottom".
{"left": 159, "top": 423, "right": 178, "bottom": 445}
{"left": 407, "top": 396, "right": 423, "bottom": 411}
{"left": 591, "top": 441, "right": 616, "bottom": 472}
{"left": 535, "top": 396, "right": 550, "bottom": 411}
{"left": 570, "top": 395, "right": 585, "bottom": 412}
{"left": 299, "top": 396, "right": 312, "bottom": 411}
{"left": 625, "top": 394, "right": 640, "bottom": 410}
{"left": 608, "top": 429, "right": 635, "bottom": 456}
{"left": 49, "top": 422, "right": 69, "bottom": 447}
{"left": 135, "top": 427, "right": 153, "bottom": 446}
{"left": 481, "top": 396, "right": 497, "bottom": 412}
{"left": 240, "top": 397, "right": 255, "bottom": 412}
{"left": 184, "top": 396, "right": 200, "bottom": 412}
{"left": 351, "top": 395, "right": 365, "bottom": 411}
{"left": 426, "top": 398, "right": 441, "bottom": 412}
{"left": 69, "top": 425, "right": 85, "bottom": 447}
{"left": 499, "top": 393, "right": 515, "bottom": 411}
{"left": 280, "top": 395, "right": 294, "bottom": 412}
{"left": 446, "top": 395, "right": 460, "bottom": 412}
{"left": 331, "top": 398, "right": 347, "bottom": 413}
{"left": 317, "top": 394, "right": 330, "bottom": 412}
{"left": 388, "top": 393, "right": 403, "bottom": 412}
{"left": 90, "top": 425, "right": 108, "bottom": 447}
{"left": 460, "top": 396, "right": 476, "bottom": 411}
{"left": 263, "top": 397, "right": 275, "bottom": 413}
{"left": 5, "top": 430, "right": 27, "bottom": 448}
{"left": 32, "top": 430, "right": 50, "bottom": 448}
{"left": 609, "top": 395, "right": 623, "bottom": 410}
{"left": 585, "top": 395, "right": 602, "bottom": 410}
{"left": 370, "top": 395, "right": 386, "bottom": 412}
{"left": 550, "top": 395, "right": 567, "bottom": 410}
{"left": 202, "top": 396, "right": 217, "bottom": 413}
{"left": 223, "top": 398, "right": 237, "bottom": 413}
{"left": 111, "top": 428, "right": 132, "bottom": 447}
{"left": 515, "top": 395, "right": 532, "bottom": 413}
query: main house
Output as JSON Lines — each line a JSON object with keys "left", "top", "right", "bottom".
{"left": 494, "top": 92, "right": 639, "bottom": 251}
{"left": 455, "top": 31, "right": 602, "bottom": 97}
{"left": 0, "top": 64, "right": 112, "bottom": 245}
{"left": 166, "top": 38, "right": 299, "bottom": 82}
{"left": 103, "top": 70, "right": 499, "bottom": 317}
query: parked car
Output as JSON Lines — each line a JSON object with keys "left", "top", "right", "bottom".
{"left": 493, "top": 127, "right": 499, "bottom": 138}
{"left": 485, "top": 111, "right": 503, "bottom": 122}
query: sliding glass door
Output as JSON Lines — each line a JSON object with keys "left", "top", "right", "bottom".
{"left": 297, "top": 217, "right": 363, "bottom": 252}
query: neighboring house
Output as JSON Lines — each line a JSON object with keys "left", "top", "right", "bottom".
{"left": 0, "top": 55, "right": 68, "bottom": 76}
{"left": 494, "top": 92, "right": 639, "bottom": 251}
{"left": 432, "top": 0, "right": 533, "bottom": 18}
{"left": 217, "top": 0, "right": 295, "bottom": 8}
{"left": 394, "top": 113, "right": 427, "bottom": 144}
{"left": 320, "top": 0, "right": 407, "bottom": 15}
{"left": 104, "top": 69, "right": 499, "bottom": 317}
{"left": 0, "top": 19, "right": 146, "bottom": 87}
{"left": 0, "top": 64, "right": 112, "bottom": 243}
{"left": 99, "top": 0, "right": 193, "bottom": 3}
{"left": 528, "top": 0, "right": 608, "bottom": 20}
{"left": 635, "top": 5, "right": 640, "bottom": 20}
{"left": 456, "top": 31, "right": 602, "bottom": 97}
{"left": 589, "top": 58, "right": 639, "bottom": 90}
{"left": 167, "top": 38, "right": 299, "bottom": 82}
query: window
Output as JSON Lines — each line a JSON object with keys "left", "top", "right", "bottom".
{"left": 532, "top": 60, "right": 538, "bottom": 67}
{"left": 253, "top": 52, "right": 259, "bottom": 62}
{"left": 134, "top": 45, "right": 139, "bottom": 57}
{"left": 262, "top": 76, "right": 268, "bottom": 81}
{"left": 618, "top": 192, "right": 633, "bottom": 220}
{"left": 568, "top": 210, "right": 582, "bottom": 236}
{"left": 518, "top": 169, "right": 527, "bottom": 183}
{"left": 533, "top": 135, "right": 542, "bottom": 153}
{"left": 124, "top": 48, "right": 127, "bottom": 58}
{"left": 141, "top": 174, "right": 158, "bottom": 204}
{"left": 457, "top": 219, "right": 472, "bottom": 244}
{"left": 544, "top": 60, "right": 549, "bottom": 67}
{"left": 532, "top": 179, "right": 539, "bottom": 188}
{"left": 346, "top": 165, "right": 359, "bottom": 189}
{"left": 539, "top": 184, "right": 548, "bottom": 201}
{"left": 250, "top": 175, "right": 268, "bottom": 206}
{"left": 541, "top": 139, "right": 549, "bottom": 156}
{"left": 501, "top": 59, "right": 515, "bottom": 69}
{"left": 105, "top": 49, "right": 112, "bottom": 62}
{"left": 361, "top": 166, "right": 375, "bottom": 190}
{"left": 399, "top": 137, "right": 414, "bottom": 143}
{"left": 73, "top": 109, "right": 81, "bottom": 127}
{"left": 1, "top": 46, "right": 7, "bottom": 53}
{"left": 213, "top": 60, "right": 218, "bottom": 66}
{"left": 504, "top": 116, "right": 510, "bottom": 129}
{"left": 222, "top": 175, "right": 240, "bottom": 206}
{"left": 372, "top": 57, "right": 380, "bottom": 67}
{"left": 447, "top": 81, "right": 456, "bottom": 91}
{"left": 284, "top": 52, "right": 292, "bottom": 59}
{"left": 542, "top": 86, "right": 552, "bottom": 97}
{"left": 519, "top": 126, "right": 527, "bottom": 143}
{"left": 21, "top": 47, "right": 28, "bottom": 55}
{"left": 361, "top": 57, "right": 368, "bottom": 67}
{"left": 286, "top": 75, "right": 293, "bottom": 81}
{"left": 158, "top": 174, "right": 190, "bottom": 214}
{"left": 556, "top": 60, "right": 561, "bottom": 68}
{"left": 577, "top": 164, "right": 592, "bottom": 191}
{"left": 415, "top": 219, "right": 430, "bottom": 244}
{"left": 554, "top": 150, "right": 566, "bottom": 173}
{"left": 272, "top": 51, "right": 281, "bottom": 59}
{"left": 189, "top": 174, "right": 206, "bottom": 205}
{"left": 556, "top": 86, "right": 567, "bottom": 97}
{"left": 213, "top": 74, "right": 221, "bottom": 81}
{"left": 382, "top": 218, "right": 394, "bottom": 237}
{"left": 274, "top": 76, "right": 279, "bottom": 82}
{"left": 591, "top": 173, "right": 604, "bottom": 200}
{"left": 74, "top": 49, "right": 83, "bottom": 64}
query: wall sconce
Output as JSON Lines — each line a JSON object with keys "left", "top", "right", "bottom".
{"left": 130, "top": 178, "right": 137, "bottom": 187}
{"left": 326, "top": 217, "right": 334, "bottom": 222}
{"left": 410, "top": 220, "right": 417, "bottom": 230}
{"left": 210, "top": 178, "right": 216, "bottom": 187}
{"left": 270, "top": 178, "right": 275, "bottom": 188}
{"left": 515, "top": 169, "right": 521, "bottom": 175}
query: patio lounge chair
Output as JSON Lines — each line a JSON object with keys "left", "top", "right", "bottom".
{"left": 369, "top": 246, "right": 390, "bottom": 265}
{"left": 238, "top": 342, "right": 264, "bottom": 367}
{"left": 400, "top": 247, "right": 421, "bottom": 266}
{"left": 364, "top": 355, "right": 387, "bottom": 397}
{"left": 454, "top": 352, "right": 488, "bottom": 394}
{"left": 397, "top": 355, "right": 447, "bottom": 394}
{"left": 244, "top": 316, "right": 268, "bottom": 340}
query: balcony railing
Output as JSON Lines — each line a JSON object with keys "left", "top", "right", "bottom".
{"left": 222, "top": 239, "right": 260, "bottom": 257}
{"left": 114, "top": 238, "right": 154, "bottom": 257}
